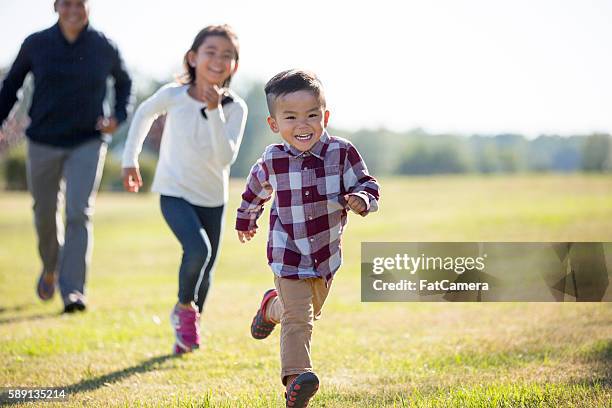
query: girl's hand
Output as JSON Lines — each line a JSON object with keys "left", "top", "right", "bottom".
{"left": 122, "top": 167, "right": 143, "bottom": 193}
{"left": 202, "top": 84, "right": 223, "bottom": 110}
{"left": 345, "top": 194, "right": 367, "bottom": 215}
{"left": 237, "top": 229, "right": 257, "bottom": 243}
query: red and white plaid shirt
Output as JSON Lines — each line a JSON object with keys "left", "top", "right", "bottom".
{"left": 236, "top": 131, "right": 380, "bottom": 282}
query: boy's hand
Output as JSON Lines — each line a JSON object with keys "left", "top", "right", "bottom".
{"left": 344, "top": 194, "right": 367, "bottom": 215}
{"left": 237, "top": 229, "right": 257, "bottom": 243}
{"left": 122, "top": 167, "right": 143, "bottom": 193}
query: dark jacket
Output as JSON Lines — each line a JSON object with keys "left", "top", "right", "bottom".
{"left": 0, "top": 23, "right": 132, "bottom": 147}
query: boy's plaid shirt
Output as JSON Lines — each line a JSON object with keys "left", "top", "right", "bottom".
{"left": 236, "top": 131, "right": 380, "bottom": 282}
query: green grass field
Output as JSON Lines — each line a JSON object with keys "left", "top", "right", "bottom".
{"left": 1, "top": 174, "right": 611, "bottom": 407}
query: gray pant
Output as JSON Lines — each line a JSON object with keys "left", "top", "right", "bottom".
{"left": 26, "top": 139, "right": 107, "bottom": 305}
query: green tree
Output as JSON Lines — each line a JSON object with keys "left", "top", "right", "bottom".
{"left": 581, "top": 133, "right": 611, "bottom": 172}
{"left": 230, "top": 82, "right": 276, "bottom": 178}
{"left": 398, "top": 140, "right": 471, "bottom": 175}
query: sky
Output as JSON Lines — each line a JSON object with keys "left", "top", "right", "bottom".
{"left": 1, "top": 0, "right": 612, "bottom": 137}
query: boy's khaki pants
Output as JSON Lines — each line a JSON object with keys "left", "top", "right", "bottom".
{"left": 266, "top": 276, "right": 332, "bottom": 385}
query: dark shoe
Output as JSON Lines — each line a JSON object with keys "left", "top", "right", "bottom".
{"left": 63, "top": 292, "right": 87, "bottom": 314}
{"left": 36, "top": 270, "right": 56, "bottom": 301}
{"left": 251, "top": 289, "right": 277, "bottom": 339}
{"left": 63, "top": 302, "right": 86, "bottom": 314}
{"left": 286, "top": 372, "right": 319, "bottom": 408}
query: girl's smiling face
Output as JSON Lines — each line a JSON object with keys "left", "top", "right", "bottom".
{"left": 188, "top": 35, "right": 238, "bottom": 87}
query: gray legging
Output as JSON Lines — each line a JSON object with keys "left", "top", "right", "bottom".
{"left": 160, "top": 195, "right": 224, "bottom": 313}
{"left": 26, "top": 139, "right": 107, "bottom": 305}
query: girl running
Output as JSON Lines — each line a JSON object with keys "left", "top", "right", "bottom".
{"left": 121, "top": 25, "right": 247, "bottom": 354}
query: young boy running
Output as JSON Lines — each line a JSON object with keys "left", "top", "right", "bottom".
{"left": 236, "top": 69, "right": 380, "bottom": 407}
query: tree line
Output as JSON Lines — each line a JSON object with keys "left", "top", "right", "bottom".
{"left": 1, "top": 74, "right": 610, "bottom": 191}
{"left": 227, "top": 83, "right": 612, "bottom": 177}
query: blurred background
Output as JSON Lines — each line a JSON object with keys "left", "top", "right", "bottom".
{"left": 1, "top": 2, "right": 611, "bottom": 406}
{"left": 1, "top": 0, "right": 612, "bottom": 190}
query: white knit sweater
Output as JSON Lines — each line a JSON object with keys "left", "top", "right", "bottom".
{"left": 122, "top": 83, "right": 247, "bottom": 206}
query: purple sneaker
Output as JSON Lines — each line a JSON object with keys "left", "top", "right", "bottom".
{"left": 170, "top": 304, "right": 201, "bottom": 354}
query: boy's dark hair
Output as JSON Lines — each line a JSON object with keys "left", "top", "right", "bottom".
{"left": 264, "top": 69, "right": 326, "bottom": 116}
{"left": 180, "top": 24, "right": 240, "bottom": 88}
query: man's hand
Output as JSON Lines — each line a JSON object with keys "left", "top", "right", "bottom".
{"left": 96, "top": 116, "right": 119, "bottom": 134}
{"left": 122, "top": 167, "right": 142, "bottom": 193}
{"left": 237, "top": 229, "right": 257, "bottom": 243}
{"left": 345, "top": 194, "right": 367, "bottom": 215}
{"left": 0, "top": 119, "right": 10, "bottom": 142}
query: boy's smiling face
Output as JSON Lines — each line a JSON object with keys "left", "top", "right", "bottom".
{"left": 267, "top": 90, "right": 330, "bottom": 152}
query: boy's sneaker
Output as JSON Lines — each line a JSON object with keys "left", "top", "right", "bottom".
{"left": 170, "top": 304, "right": 200, "bottom": 354}
{"left": 251, "top": 289, "right": 278, "bottom": 339}
{"left": 285, "top": 372, "right": 319, "bottom": 408}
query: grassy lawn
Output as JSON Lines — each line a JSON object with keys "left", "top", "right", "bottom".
{"left": 0, "top": 174, "right": 611, "bottom": 407}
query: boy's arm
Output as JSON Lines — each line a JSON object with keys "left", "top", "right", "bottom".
{"left": 342, "top": 143, "right": 380, "bottom": 216}
{"left": 236, "top": 157, "right": 273, "bottom": 232}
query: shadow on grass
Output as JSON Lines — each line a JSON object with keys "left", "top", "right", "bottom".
{"left": 64, "top": 353, "right": 177, "bottom": 393}
{"left": 559, "top": 338, "right": 612, "bottom": 395}
{"left": 0, "top": 312, "right": 62, "bottom": 325}
{"left": 0, "top": 354, "right": 177, "bottom": 407}
{"left": 573, "top": 376, "right": 612, "bottom": 389}
{"left": 589, "top": 339, "right": 612, "bottom": 362}
{"left": 0, "top": 303, "right": 38, "bottom": 315}
{"left": 578, "top": 339, "right": 612, "bottom": 388}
